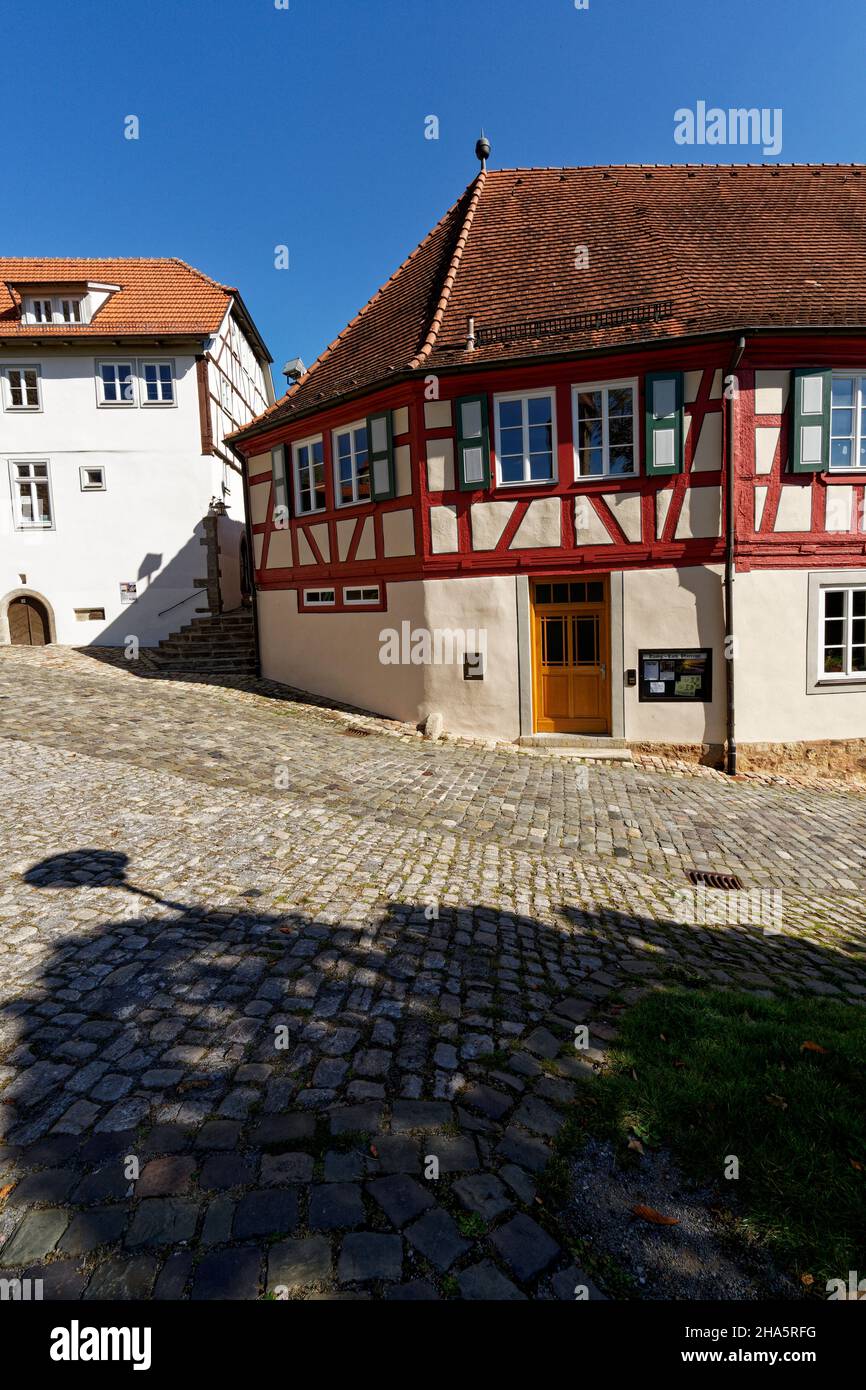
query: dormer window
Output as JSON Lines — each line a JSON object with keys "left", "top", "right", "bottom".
{"left": 23, "top": 294, "right": 88, "bottom": 326}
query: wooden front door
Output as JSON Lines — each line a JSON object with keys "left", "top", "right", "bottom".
{"left": 531, "top": 578, "right": 610, "bottom": 733}
{"left": 9, "top": 595, "right": 49, "bottom": 646}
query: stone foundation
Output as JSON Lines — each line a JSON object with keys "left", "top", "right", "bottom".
{"left": 631, "top": 738, "right": 866, "bottom": 778}
{"left": 736, "top": 738, "right": 866, "bottom": 778}
{"left": 630, "top": 741, "right": 725, "bottom": 769}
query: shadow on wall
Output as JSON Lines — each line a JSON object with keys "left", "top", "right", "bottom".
{"left": 0, "top": 847, "right": 864, "bottom": 1298}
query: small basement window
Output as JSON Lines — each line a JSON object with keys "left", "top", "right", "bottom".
{"left": 74, "top": 607, "right": 106, "bottom": 622}
{"left": 80, "top": 465, "right": 106, "bottom": 490}
{"left": 343, "top": 585, "right": 380, "bottom": 606}
{"left": 303, "top": 589, "right": 335, "bottom": 607}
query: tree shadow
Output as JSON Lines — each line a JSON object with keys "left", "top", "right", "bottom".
{"left": 0, "top": 848, "right": 864, "bottom": 1301}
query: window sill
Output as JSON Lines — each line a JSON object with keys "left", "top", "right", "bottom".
{"left": 812, "top": 677, "right": 866, "bottom": 692}
{"left": 495, "top": 478, "right": 558, "bottom": 489}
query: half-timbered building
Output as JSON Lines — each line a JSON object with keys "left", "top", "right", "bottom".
{"left": 229, "top": 161, "right": 866, "bottom": 769}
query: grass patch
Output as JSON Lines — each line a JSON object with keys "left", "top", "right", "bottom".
{"left": 582, "top": 987, "right": 866, "bottom": 1283}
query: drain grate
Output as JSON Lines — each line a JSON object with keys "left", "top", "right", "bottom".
{"left": 687, "top": 869, "right": 744, "bottom": 891}
{"left": 342, "top": 726, "right": 375, "bottom": 738}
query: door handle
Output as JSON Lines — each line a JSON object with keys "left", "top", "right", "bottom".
{"left": 600, "top": 664, "right": 607, "bottom": 680}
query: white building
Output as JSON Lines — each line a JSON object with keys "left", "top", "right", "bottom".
{"left": 0, "top": 258, "right": 273, "bottom": 647}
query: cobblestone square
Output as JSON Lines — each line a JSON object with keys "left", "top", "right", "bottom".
{"left": 0, "top": 647, "right": 864, "bottom": 1299}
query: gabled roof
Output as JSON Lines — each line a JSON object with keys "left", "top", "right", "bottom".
{"left": 0, "top": 257, "right": 249, "bottom": 341}
{"left": 232, "top": 162, "right": 866, "bottom": 445}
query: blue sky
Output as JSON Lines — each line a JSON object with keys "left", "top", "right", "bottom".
{"left": 5, "top": 0, "right": 865, "bottom": 378}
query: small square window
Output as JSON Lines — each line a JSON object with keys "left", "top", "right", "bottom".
{"left": 80, "top": 466, "right": 106, "bottom": 491}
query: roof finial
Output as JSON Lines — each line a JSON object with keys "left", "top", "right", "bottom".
{"left": 475, "top": 130, "right": 491, "bottom": 172}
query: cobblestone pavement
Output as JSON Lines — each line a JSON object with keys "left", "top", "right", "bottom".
{"left": 0, "top": 647, "right": 864, "bottom": 1301}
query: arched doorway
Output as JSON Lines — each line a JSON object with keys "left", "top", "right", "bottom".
{"left": 8, "top": 594, "right": 50, "bottom": 646}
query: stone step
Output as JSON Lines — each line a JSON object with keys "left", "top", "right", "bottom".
{"left": 517, "top": 733, "right": 630, "bottom": 750}
{"left": 148, "top": 658, "right": 257, "bottom": 674}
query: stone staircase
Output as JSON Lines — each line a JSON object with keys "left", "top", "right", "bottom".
{"left": 146, "top": 607, "right": 257, "bottom": 677}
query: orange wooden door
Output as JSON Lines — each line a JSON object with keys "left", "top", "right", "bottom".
{"left": 532, "top": 581, "right": 609, "bottom": 733}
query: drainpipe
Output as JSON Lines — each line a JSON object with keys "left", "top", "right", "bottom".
{"left": 236, "top": 444, "right": 262, "bottom": 679}
{"left": 724, "top": 336, "right": 746, "bottom": 775}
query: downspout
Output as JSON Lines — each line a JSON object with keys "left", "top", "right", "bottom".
{"left": 234, "top": 443, "right": 262, "bottom": 680}
{"left": 724, "top": 336, "right": 746, "bottom": 775}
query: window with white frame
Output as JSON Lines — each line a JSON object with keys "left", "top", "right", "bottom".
{"left": 494, "top": 391, "right": 556, "bottom": 484}
{"left": 303, "top": 588, "right": 335, "bottom": 607}
{"left": 141, "top": 361, "right": 175, "bottom": 405}
{"left": 573, "top": 380, "right": 638, "bottom": 477}
{"left": 830, "top": 375, "right": 866, "bottom": 471}
{"left": 2, "top": 365, "right": 41, "bottom": 410}
{"left": 343, "top": 585, "right": 380, "bottom": 606}
{"left": 97, "top": 361, "right": 135, "bottom": 405}
{"left": 220, "top": 375, "right": 233, "bottom": 415}
{"left": 293, "top": 436, "right": 326, "bottom": 514}
{"left": 820, "top": 585, "right": 866, "bottom": 677}
{"left": 80, "top": 465, "right": 106, "bottom": 491}
{"left": 24, "top": 295, "right": 87, "bottom": 325}
{"left": 29, "top": 298, "right": 54, "bottom": 324}
{"left": 271, "top": 447, "right": 289, "bottom": 520}
{"left": 10, "top": 460, "right": 53, "bottom": 528}
{"left": 333, "top": 422, "right": 370, "bottom": 505}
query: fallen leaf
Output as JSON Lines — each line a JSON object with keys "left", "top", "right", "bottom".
{"left": 369, "top": 1144, "right": 378, "bottom": 1158}
{"left": 0, "top": 1184, "right": 14, "bottom": 1202}
{"left": 279, "top": 927, "right": 293, "bottom": 935}
{"left": 631, "top": 1204, "right": 679, "bottom": 1226}
{"left": 766, "top": 1094, "right": 788, "bottom": 1110}
{"left": 659, "top": 1033, "right": 667, "bottom": 1042}
{"left": 801, "top": 1272, "right": 815, "bottom": 1287}
{"left": 631, "top": 1068, "right": 638, "bottom": 1081}
{"left": 627, "top": 1136, "right": 645, "bottom": 1155}
{"left": 850, "top": 1159, "right": 863, "bottom": 1172}
{"left": 800, "top": 1041, "right": 828, "bottom": 1054}
{"left": 673, "top": 1059, "right": 686, "bottom": 1069}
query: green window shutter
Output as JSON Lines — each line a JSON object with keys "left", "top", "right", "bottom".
{"left": 645, "top": 372, "right": 684, "bottom": 476}
{"left": 455, "top": 394, "right": 490, "bottom": 490}
{"left": 791, "top": 368, "right": 830, "bottom": 472}
{"left": 367, "top": 412, "right": 395, "bottom": 499}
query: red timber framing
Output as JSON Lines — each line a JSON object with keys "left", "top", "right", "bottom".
{"left": 237, "top": 333, "right": 866, "bottom": 600}
{"left": 734, "top": 335, "right": 866, "bottom": 572}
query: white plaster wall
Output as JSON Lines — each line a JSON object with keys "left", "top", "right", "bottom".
{"left": 258, "top": 575, "right": 522, "bottom": 740}
{"left": 622, "top": 565, "right": 726, "bottom": 743}
{"left": 0, "top": 350, "right": 231, "bottom": 645}
{"left": 735, "top": 568, "right": 866, "bottom": 742}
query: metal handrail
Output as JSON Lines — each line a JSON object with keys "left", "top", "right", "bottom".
{"left": 157, "top": 590, "right": 201, "bottom": 619}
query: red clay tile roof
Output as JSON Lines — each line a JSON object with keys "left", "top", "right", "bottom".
{"left": 0, "top": 257, "right": 236, "bottom": 337}
{"left": 232, "top": 163, "right": 866, "bottom": 443}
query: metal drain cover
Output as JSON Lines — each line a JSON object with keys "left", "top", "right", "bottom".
{"left": 687, "top": 869, "right": 744, "bottom": 890}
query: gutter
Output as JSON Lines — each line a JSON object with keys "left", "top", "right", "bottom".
{"left": 724, "top": 335, "right": 746, "bottom": 776}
